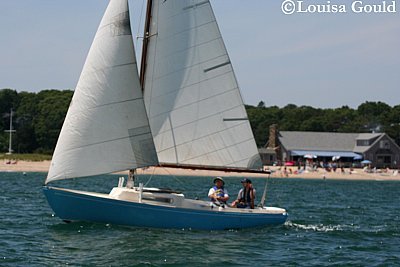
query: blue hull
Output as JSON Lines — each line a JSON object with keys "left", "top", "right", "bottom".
{"left": 43, "top": 187, "right": 288, "bottom": 230}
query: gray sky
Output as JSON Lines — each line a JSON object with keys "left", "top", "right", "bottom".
{"left": 1, "top": 0, "right": 399, "bottom": 108}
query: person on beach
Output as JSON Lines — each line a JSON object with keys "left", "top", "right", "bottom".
{"left": 231, "top": 178, "right": 255, "bottom": 209}
{"left": 208, "top": 177, "right": 229, "bottom": 207}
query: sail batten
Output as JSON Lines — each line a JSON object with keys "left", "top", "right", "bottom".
{"left": 142, "top": 0, "right": 261, "bottom": 170}
{"left": 46, "top": 0, "right": 158, "bottom": 183}
{"left": 153, "top": 106, "right": 247, "bottom": 138}
{"left": 146, "top": 55, "right": 231, "bottom": 100}
{"left": 203, "top": 61, "right": 230, "bottom": 72}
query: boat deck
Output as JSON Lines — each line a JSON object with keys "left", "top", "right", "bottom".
{"left": 49, "top": 186, "right": 287, "bottom": 215}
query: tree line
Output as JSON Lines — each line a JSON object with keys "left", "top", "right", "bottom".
{"left": 0, "top": 89, "right": 73, "bottom": 154}
{"left": 247, "top": 101, "right": 400, "bottom": 147}
{"left": 1, "top": 88, "right": 399, "bottom": 154}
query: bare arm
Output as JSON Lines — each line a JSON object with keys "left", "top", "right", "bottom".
{"left": 250, "top": 189, "right": 255, "bottom": 209}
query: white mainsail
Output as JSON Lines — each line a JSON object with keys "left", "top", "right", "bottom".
{"left": 46, "top": 0, "right": 158, "bottom": 183}
{"left": 142, "top": 0, "right": 261, "bottom": 169}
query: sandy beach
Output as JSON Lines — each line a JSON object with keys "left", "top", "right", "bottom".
{"left": 1, "top": 160, "right": 399, "bottom": 181}
{"left": 1, "top": 160, "right": 51, "bottom": 173}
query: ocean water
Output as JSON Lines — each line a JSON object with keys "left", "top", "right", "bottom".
{"left": 0, "top": 172, "right": 399, "bottom": 266}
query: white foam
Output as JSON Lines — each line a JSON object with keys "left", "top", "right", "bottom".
{"left": 285, "top": 221, "right": 343, "bottom": 232}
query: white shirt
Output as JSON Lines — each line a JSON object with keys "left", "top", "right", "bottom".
{"left": 208, "top": 187, "right": 229, "bottom": 199}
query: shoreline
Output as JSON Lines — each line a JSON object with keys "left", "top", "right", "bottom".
{"left": 1, "top": 160, "right": 399, "bottom": 181}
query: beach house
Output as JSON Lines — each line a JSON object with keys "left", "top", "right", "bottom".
{"left": 261, "top": 125, "right": 400, "bottom": 168}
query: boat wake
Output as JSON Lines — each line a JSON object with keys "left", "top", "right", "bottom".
{"left": 285, "top": 221, "right": 343, "bottom": 232}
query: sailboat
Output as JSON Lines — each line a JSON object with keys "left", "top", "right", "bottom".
{"left": 43, "top": 0, "right": 288, "bottom": 230}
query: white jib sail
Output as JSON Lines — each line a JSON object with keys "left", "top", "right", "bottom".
{"left": 143, "top": 0, "right": 261, "bottom": 169}
{"left": 46, "top": 0, "right": 158, "bottom": 183}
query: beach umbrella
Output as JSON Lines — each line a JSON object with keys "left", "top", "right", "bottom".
{"left": 304, "top": 154, "right": 317, "bottom": 159}
{"left": 361, "top": 160, "right": 371, "bottom": 164}
{"left": 332, "top": 156, "right": 341, "bottom": 161}
{"left": 284, "top": 161, "right": 295, "bottom": 166}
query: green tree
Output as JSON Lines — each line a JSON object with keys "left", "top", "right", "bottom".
{"left": 15, "top": 92, "right": 39, "bottom": 153}
{"left": 257, "top": 101, "right": 266, "bottom": 108}
{"left": 0, "top": 88, "right": 398, "bottom": 154}
{"left": 357, "top": 101, "right": 391, "bottom": 132}
{"left": 382, "top": 105, "right": 400, "bottom": 144}
{"left": 34, "top": 90, "right": 73, "bottom": 153}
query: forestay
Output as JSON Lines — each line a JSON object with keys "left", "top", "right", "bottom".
{"left": 143, "top": 0, "right": 261, "bottom": 170}
{"left": 46, "top": 0, "right": 158, "bottom": 183}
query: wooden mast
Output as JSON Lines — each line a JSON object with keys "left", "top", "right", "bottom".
{"left": 128, "top": 0, "right": 153, "bottom": 185}
{"left": 139, "top": 0, "right": 153, "bottom": 90}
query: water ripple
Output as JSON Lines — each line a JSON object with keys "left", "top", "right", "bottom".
{"left": 0, "top": 173, "right": 399, "bottom": 266}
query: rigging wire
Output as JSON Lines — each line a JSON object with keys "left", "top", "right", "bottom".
{"left": 270, "top": 171, "right": 285, "bottom": 206}
{"left": 136, "top": 166, "right": 186, "bottom": 190}
{"left": 157, "top": 167, "right": 187, "bottom": 189}
{"left": 141, "top": 166, "right": 156, "bottom": 187}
